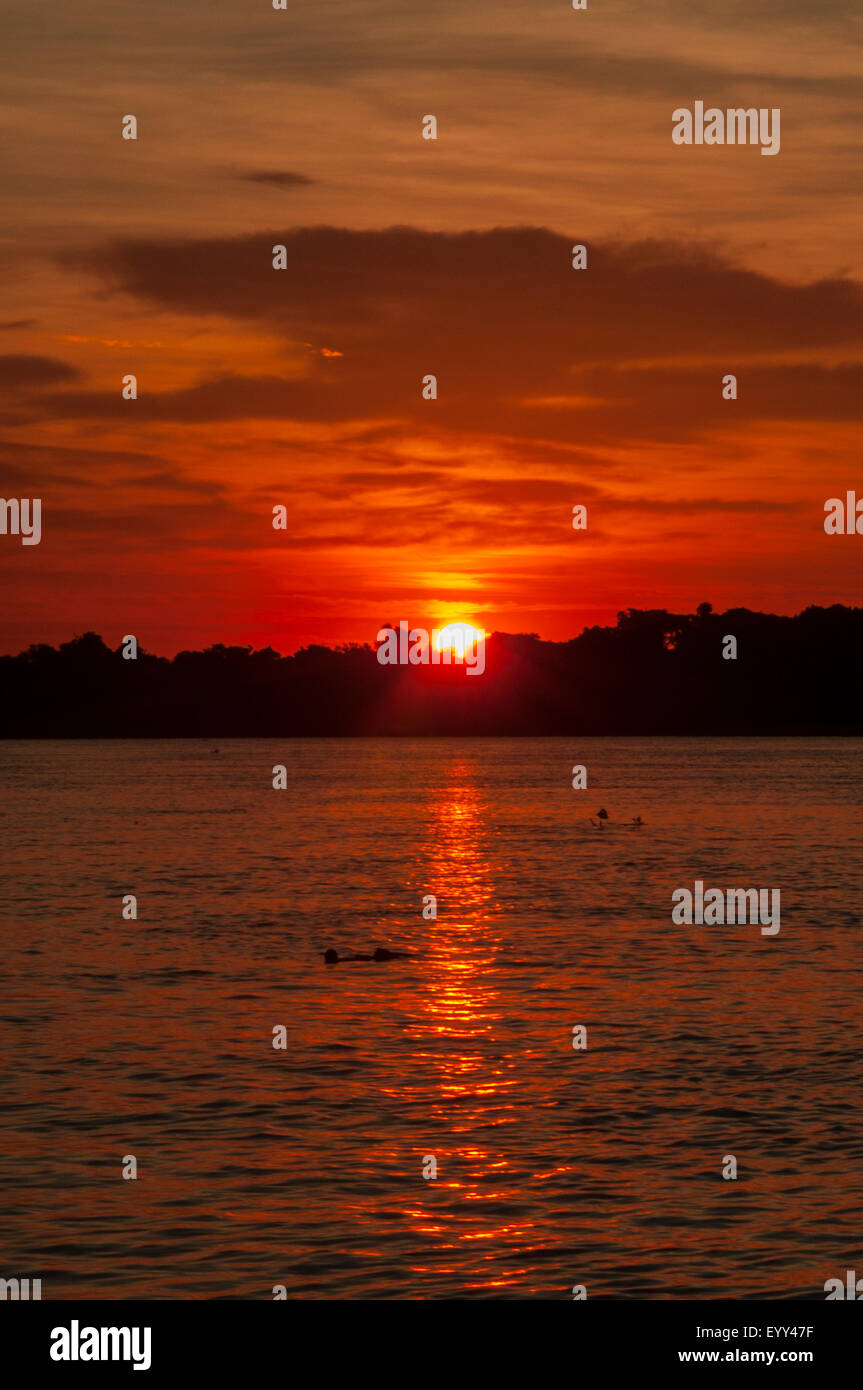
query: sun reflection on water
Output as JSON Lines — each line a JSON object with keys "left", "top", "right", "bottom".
{"left": 401, "top": 759, "right": 539, "bottom": 1291}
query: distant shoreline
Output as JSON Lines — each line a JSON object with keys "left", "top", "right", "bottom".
{"left": 2, "top": 731, "right": 862, "bottom": 740}
{"left": 3, "top": 604, "right": 861, "bottom": 737}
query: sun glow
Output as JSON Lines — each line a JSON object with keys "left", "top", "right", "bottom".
{"left": 435, "top": 622, "right": 485, "bottom": 658}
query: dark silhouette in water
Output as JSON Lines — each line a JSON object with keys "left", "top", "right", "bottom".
{"left": 590, "top": 808, "right": 645, "bottom": 829}
{"left": 323, "top": 947, "right": 407, "bottom": 964}
{"left": 3, "top": 603, "right": 862, "bottom": 735}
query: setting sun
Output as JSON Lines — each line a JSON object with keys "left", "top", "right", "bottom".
{"left": 435, "top": 622, "right": 485, "bottom": 658}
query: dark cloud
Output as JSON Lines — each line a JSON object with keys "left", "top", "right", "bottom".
{"left": 39, "top": 227, "right": 863, "bottom": 441}
{"left": 0, "top": 355, "right": 81, "bottom": 387}
{"left": 0, "top": 438, "right": 226, "bottom": 497}
{"left": 235, "top": 170, "right": 316, "bottom": 188}
{"left": 63, "top": 225, "right": 863, "bottom": 359}
{"left": 608, "top": 496, "right": 802, "bottom": 514}
{"left": 2, "top": 0, "right": 856, "bottom": 101}
{"left": 502, "top": 361, "right": 863, "bottom": 447}
{"left": 33, "top": 373, "right": 348, "bottom": 424}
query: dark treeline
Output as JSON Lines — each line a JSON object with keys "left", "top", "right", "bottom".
{"left": 2, "top": 603, "right": 861, "bottom": 736}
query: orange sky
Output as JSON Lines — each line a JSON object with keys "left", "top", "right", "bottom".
{"left": 1, "top": 0, "right": 862, "bottom": 654}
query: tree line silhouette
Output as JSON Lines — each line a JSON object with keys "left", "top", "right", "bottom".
{"left": 2, "top": 603, "right": 861, "bottom": 736}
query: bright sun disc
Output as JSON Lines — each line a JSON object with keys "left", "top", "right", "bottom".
{"left": 435, "top": 622, "right": 484, "bottom": 658}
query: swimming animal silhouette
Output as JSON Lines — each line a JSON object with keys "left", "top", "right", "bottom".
{"left": 323, "top": 947, "right": 407, "bottom": 964}
{"left": 589, "top": 809, "right": 645, "bottom": 829}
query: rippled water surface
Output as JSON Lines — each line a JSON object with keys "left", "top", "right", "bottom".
{"left": 1, "top": 738, "right": 861, "bottom": 1299}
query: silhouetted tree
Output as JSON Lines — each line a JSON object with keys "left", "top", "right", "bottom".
{"left": 1, "top": 606, "right": 861, "bottom": 736}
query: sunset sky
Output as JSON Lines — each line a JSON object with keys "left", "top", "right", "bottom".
{"left": 2, "top": 0, "right": 862, "bottom": 655}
